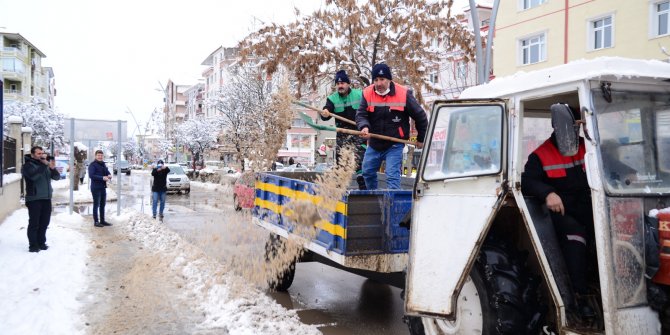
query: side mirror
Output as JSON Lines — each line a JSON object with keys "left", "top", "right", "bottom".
{"left": 550, "top": 103, "right": 579, "bottom": 156}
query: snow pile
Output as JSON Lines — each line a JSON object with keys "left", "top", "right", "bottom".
{"left": 114, "top": 211, "right": 320, "bottom": 335}
{"left": 51, "top": 179, "right": 118, "bottom": 205}
{"left": 0, "top": 209, "right": 89, "bottom": 335}
{"left": 2, "top": 173, "right": 22, "bottom": 186}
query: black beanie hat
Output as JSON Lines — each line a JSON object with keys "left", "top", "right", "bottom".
{"left": 371, "top": 63, "right": 392, "bottom": 80}
{"left": 334, "top": 70, "right": 350, "bottom": 84}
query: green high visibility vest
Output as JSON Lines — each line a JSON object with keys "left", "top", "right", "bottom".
{"left": 328, "top": 88, "right": 362, "bottom": 113}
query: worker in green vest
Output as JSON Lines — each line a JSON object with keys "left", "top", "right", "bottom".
{"left": 321, "top": 70, "right": 367, "bottom": 190}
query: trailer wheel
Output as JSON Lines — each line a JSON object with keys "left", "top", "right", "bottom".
{"left": 407, "top": 239, "right": 542, "bottom": 335}
{"left": 265, "top": 234, "right": 296, "bottom": 291}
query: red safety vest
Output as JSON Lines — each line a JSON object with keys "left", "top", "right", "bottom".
{"left": 534, "top": 138, "right": 586, "bottom": 178}
{"left": 363, "top": 83, "right": 408, "bottom": 112}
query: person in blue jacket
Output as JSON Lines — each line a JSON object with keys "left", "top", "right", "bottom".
{"left": 88, "top": 150, "right": 113, "bottom": 227}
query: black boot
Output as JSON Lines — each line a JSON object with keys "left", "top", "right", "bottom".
{"left": 39, "top": 244, "right": 49, "bottom": 250}
{"left": 356, "top": 175, "right": 367, "bottom": 190}
{"left": 94, "top": 221, "right": 104, "bottom": 227}
{"left": 29, "top": 244, "right": 40, "bottom": 253}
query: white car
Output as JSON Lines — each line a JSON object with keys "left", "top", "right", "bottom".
{"left": 164, "top": 164, "right": 190, "bottom": 194}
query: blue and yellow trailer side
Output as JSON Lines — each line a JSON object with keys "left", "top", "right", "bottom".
{"left": 252, "top": 172, "right": 412, "bottom": 273}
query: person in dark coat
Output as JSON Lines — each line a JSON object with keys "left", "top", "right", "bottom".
{"left": 21, "top": 146, "right": 60, "bottom": 252}
{"left": 151, "top": 160, "right": 170, "bottom": 221}
{"left": 88, "top": 149, "right": 112, "bottom": 227}
{"left": 355, "top": 63, "right": 428, "bottom": 189}
{"left": 321, "top": 70, "right": 367, "bottom": 189}
{"left": 521, "top": 104, "right": 594, "bottom": 319}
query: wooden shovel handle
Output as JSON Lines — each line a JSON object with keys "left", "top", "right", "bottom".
{"left": 336, "top": 128, "right": 419, "bottom": 146}
{"left": 293, "top": 100, "right": 357, "bottom": 126}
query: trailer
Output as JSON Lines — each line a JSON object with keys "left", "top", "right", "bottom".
{"left": 252, "top": 171, "right": 413, "bottom": 289}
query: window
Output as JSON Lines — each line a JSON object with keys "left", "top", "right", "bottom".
{"left": 520, "top": 34, "right": 546, "bottom": 65}
{"left": 456, "top": 61, "right": 468, "bottom": 80}
{"left": 423, "top": 105, "right": 503, "bottom": 180}
{"left": 521, "top": 0, "right": 546, "bottom": 10}
{"left": 429, "top": 70, "right": 439, "bottom": 84}
{"left": 654, "top": 1, "right": 670, "bottom": 37}
{"left": 590, "top": 16, "right": 613, "bottom": 50}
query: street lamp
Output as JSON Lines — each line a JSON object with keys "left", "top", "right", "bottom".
{"left": 125, "top": 107, "right": 145, "bottom": 164}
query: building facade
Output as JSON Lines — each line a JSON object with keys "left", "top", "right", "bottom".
{"left": 0, "top": 32, "right": 52, "bottom": 104}
{"left": 494, "top": 0, "right": 670, "bottom": 77}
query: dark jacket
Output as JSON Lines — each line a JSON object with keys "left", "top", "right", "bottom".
{"left": 88, "top": 160, "right": 111, "bottom": 190}
{"left": 355, "top": 82, "right": 428, "bottom": 151}
{"left": 521, "top": 135, "right": 591, "bottom": 216}
{"left": 22, "top": 154, "right": 60, "bottom": 202}
{"left": 151, "top": 167, "right": 170, "bottom": 192}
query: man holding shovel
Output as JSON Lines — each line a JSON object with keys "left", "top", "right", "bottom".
{"left": 356, "top": 63, "right": 428, "bottom": 190}
{"left": 320, "top": 70, "right": 367, "bottom": 190}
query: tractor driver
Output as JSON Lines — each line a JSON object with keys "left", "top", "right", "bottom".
{"left": 521, "top": 103, "right": 595, "bottom": 320}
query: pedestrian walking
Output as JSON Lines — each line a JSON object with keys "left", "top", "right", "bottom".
{"left": 320, "top": 70, "right": 367, "bottom": 189}
{"left": 151, "top": 160, "right": 170, "bottom": 221}
{"left": 21, "top": 146, "right": 60, "bottom": 252}
{"left": 355, "top": 63, "right": 428, "bottom": 189}
{"left": 88, "top": 150, "right": 112, "bottom": 227}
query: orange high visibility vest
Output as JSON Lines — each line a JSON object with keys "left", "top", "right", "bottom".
{"left": 363, "top": 83, "right": 408, "bottom": 112}
{"left": 534, "top": 138, "right": 586, "bottom": 178}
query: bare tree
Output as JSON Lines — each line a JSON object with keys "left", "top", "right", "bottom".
{"left": 238, "top": 0, "right": 474, "bottom": 102}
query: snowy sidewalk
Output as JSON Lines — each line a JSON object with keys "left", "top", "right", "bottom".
{"left": 0, "top": 206, "right": 321, "bottom": 335}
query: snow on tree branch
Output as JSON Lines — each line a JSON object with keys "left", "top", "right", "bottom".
{"left": 238, "top": 0, "right": 474, "bottom": 102}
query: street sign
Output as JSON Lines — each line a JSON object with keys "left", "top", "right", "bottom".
{"left": 63, "top": 118, "right": 127, "bottom": 141}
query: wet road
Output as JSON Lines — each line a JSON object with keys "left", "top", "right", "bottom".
{"left": 61, "top": 171, "right": 410, "bottom": 335}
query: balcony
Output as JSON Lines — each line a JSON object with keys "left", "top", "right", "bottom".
{"left": 3, "top": 89, "right": 22, "bottom": 101}
{"left": 2, "top": 47, "right": 26, "bottom": 59}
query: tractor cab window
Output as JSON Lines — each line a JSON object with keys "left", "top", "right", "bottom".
{"left": 593, "top": 86, "right": 670, "bottom": 194}
{"left": 424, "top": 105, "right": 503, "bottom": 180}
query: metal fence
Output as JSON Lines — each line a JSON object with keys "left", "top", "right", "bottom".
{"left": 3, "top": 135, "right": 17, "bottom": 174}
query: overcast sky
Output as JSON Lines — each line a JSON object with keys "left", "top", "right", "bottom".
{"left": 1, "top": 0, "right": 470, "bottom": 136}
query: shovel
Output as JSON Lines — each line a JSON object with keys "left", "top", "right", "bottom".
{"left": 292, "top": 100, "right": 357, "bottom": 127}
{"left": 298, "top": 112, "right": 419, "bottom": 146}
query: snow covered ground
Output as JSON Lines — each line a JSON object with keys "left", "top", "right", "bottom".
{"left": 0, "top": 205, "right": 320, "bottom": 335}
{"left": 51, "top": 179, "right": 118, "bottom": 205}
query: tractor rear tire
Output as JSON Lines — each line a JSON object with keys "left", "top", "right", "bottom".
{"left": 407, "top": 239, "right": 542, "bottom": 335}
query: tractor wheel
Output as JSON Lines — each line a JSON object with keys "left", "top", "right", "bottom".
{"left": 407, "top": 239, "right": 543, "bottom": 335}
{"left": 265, "top": 234, "right": 296, "bottom": 291}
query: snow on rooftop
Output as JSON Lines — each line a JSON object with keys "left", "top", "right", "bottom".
{"left": 7, "top": 116, "right": 22, "bottom": 123}
{"left": 461, "top": 57, "right": 670, "bottom": 99}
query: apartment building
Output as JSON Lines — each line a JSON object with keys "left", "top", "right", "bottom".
{"left": 200, "top": 46, "right": 239, "bottom": 118}
{"left": 417, "top": 2, "right": 492, "bottom": 108}
{"left": 184, "top": 82, "right": 205, "bottom": 120}
{"left": 162, "top": 79, "right": 189, "bottom": 140}
{"left": 0, "top": 32, "right": 52, "bottom": 104}
{"left": 494, "top": 0, "right": 670, "bottom": 77}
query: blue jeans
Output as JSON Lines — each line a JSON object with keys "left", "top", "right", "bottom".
{"left": 152, "top": 191, "right": 166, "bottom": 217}
{"left": 91, "top": 188, "right": 107, "bottom": 223}
{"left": 362, "top": 143, "right": 404, "bottom": 190}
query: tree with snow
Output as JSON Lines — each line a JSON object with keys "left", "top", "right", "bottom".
{"left": 3, "top": 98, "right": 65, "bottom": 150}
{"left": 174, "top": 117, "right": 220, "bottom": 168}
{"left": 238, "top": 0, "right": 473, "bottom": 102}
{"left": 208, "top": 64, "right": 293, "bottom": 170}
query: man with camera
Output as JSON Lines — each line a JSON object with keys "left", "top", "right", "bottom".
{"left": 21, "top": 146, "right": 60, "bottom": 252}
{"left": 151, "top": 160, "right": 170, "bottom": 221}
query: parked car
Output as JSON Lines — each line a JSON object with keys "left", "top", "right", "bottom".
{"left": 272, "top": 162, "right": 285, "bottom": 171}
{"left": 283, "top": 164, "right": 308, "bottom": 172}
{"left": 165, "top": 164, "right": 190, "bottom": 194}
{"left": 54, "top": 157, "right": 69, "bottom": 179}
{"left": 112, "top": 160, "right": 131, "bottom": 175}
{"left": 313, "top": 163, "right": 331, "bottom": 173}
{"left": 233, "top": 172, "right": 256, "bottom": 211}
